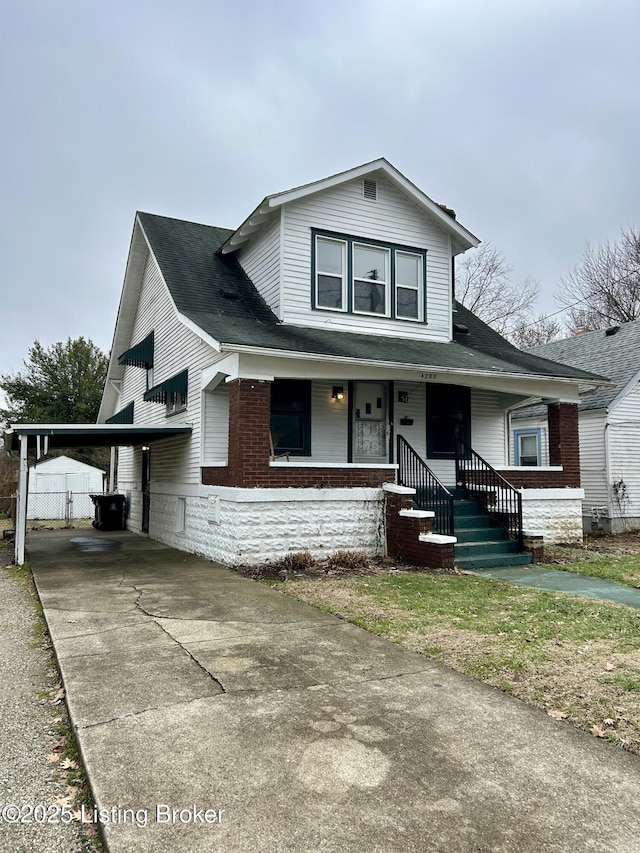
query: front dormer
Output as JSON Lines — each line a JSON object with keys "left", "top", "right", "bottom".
{"left": 220, "top": 159, "right": 479, "bottom": 343}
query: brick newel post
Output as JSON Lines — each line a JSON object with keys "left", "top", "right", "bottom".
{"left": 227, "top": 379, "right": 272, "bottom": 487}
{"left": 547, "top": 402, "right": 580, "bottom": 488}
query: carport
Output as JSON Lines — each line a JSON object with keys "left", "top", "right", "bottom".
{"left": 3, "top": 424, "right": 192, "bottom": 565}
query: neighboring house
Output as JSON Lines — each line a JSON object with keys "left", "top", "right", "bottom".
{"left": 97, "top": 159, "right": 603, "bottom": 566}
{"left": 512, "top": 322, "right": 640, "bottom": 532}
{"left": 27, "top": 454, "right": 105, "bottom": 520}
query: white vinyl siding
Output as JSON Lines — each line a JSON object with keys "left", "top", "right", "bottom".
{"left": 116, "top": 253, "right": 220, "bottom": 486}
{"left": 578, "top": 409, "right": 609, "bottom": 516}
{"left": 203, "top": 384, "right": 230, "bottom": 464}
{"left": 281, "top": 175, "right": 452, "bottom": 341}
{"left": 237, "top": 212, "right": 281, "bottom": 315}
{"left": 309, "top": 380, "right": 349, "bottom": 462}
{"left": 469, "top": 390, "right": 508, "bottom": 468}
{"left": 607, "top": 382, "right": 640, "bottom": 521}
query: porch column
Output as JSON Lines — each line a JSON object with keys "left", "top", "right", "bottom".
{"left": 227, "top": 379, "right": 272, "bottom": 487}
{"left": 547, "top": 402, "right": 580, "bottom": 488}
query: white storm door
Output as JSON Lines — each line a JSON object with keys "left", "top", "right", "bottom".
{"left": 353, "top": 382, "right": 389, "bottom": 464}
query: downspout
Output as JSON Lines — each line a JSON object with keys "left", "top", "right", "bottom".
{"left": 451, "top": 255, "right": 455, "bottom": 304}
{"left": 604, "top": 415, "right": 612, "bottom": 522}
{"left": 109, "top": 447, "right": 116, "bottom": 492}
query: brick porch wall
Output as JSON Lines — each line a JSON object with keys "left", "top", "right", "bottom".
{"left": 384, "top": 487, "right": 456, "bottom": 570}
{"left": 201, "top": 378, "right": 396, "bottom": 489}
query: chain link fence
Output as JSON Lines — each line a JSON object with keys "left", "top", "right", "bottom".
{"left": 0, "top": 495, "right": 16, "bottom": 537}
{"left": 0, "top": 491, "right": 105, "bottom": 530}
{"left": 27, "top": 490, "right": 102, "bottom": 523}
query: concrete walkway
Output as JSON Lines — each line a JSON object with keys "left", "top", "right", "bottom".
{"left": 28, "top": 529, "right": 640, "bottom": 853}
{"left": 472, "top": 564, "right": 640, "bottom": 608}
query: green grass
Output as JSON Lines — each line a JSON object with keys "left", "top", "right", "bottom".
{"left": 268, "top": 569, "right": 640, "bottom": 752}
{"left": 324, "top": 572, "right": 639, "bottom": 643}
{"left": 541, "top": 544, "right": 640, "bottom": 588}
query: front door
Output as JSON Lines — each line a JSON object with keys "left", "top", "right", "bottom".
{"left": 353, "top": 382, "right": 389, "bottom": 464}
{"left": 141, "top": 448, "right": 150, "bottom": 534}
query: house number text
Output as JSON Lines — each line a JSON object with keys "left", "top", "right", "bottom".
{"left": 420, "top": 373, "right": 437, "bottom": 381}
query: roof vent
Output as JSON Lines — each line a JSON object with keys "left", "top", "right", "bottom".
{"left": 363, "top": 178, "right": 377, "bottom": 201}
{"left": 454, "top": 323, "right": 469, "bottom": 335}
{"left": 605, "top": 325, "right": 620, "bottom": 336}
{"left": 219, "top": 288, "right": 239, "bottom": 301}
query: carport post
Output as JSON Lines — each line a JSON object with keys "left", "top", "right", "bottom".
{"left": 15, "top": 433, "right": 28, "bottom": 565}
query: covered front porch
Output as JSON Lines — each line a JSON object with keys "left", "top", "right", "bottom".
{"left": 200, "top": 351, "right": 582, "bottom": 489}
{"left": 198, "top": 351, "right": 586, "bottom": 562}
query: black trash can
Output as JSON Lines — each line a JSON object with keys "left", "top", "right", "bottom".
{"left": 90, "top": 494, "right": 127, "bottom": 531}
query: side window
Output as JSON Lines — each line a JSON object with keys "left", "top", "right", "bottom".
{"left": 166, "top": 390, "right": 187, "bottom": 416}
{"left": 514, "top": 429, "right": 540, "bottom": 466}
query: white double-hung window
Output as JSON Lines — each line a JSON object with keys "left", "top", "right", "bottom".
{"left": 313, "top": 230, "right": 426, "bottom": 322}
{"left": 395, "top": 251, "right": 423, "bottom": 320}
{"left": 316, "top": 237, "right": 346, "bottom": 310}
{"left": 353, "top": 243, "right": 389, "bottom": 315}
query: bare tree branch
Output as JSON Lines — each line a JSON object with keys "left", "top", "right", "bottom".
{"left": 456, "top": 243, "right": 539, "bottom": 336}
{"left": 509, "top": 314, "right": 563, "bottom": 348}
{"left": 557, "top": 226, "right": 640, "bottom": 332}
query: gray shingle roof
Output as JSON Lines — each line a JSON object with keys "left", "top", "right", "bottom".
{"left": 137, "top": 212, "right": 605, "bottom": 383}
{"left": 527, "top": 323, "right": 640, "bottom": 410}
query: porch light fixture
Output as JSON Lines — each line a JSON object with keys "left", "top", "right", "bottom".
{"left": 141, "top": 445, "right": 150, "bottom": 451}
{"left": 332, "top": 386, "right": 344, "bottom": 401}
{"left": 398, "top": 391, "right": 409, "bottom": 404}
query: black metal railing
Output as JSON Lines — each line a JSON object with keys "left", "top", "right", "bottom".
{"left": 397, "top": 435, "right": 454, "bottom": 536}
{"left": 455, "top": 438, "right": 523, "bottom": 550}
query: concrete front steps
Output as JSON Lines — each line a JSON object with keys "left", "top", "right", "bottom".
{"left": 453, "top": 498, "right": 532, "bottom": 570}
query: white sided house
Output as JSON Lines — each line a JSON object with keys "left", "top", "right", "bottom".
{"left": 512, "top": 321, "right": 640, "bottom": 533}
{"left": 97, "top": 159, "right": 605, "bottom": 568}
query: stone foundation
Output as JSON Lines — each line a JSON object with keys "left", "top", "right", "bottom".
{"left": 520, "top": 489, "right": 584, "bottom": 544}
{"left": 123, "top": 484, "right": 385, "bottom": 566}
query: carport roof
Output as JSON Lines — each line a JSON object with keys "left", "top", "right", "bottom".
{"left": 4, "top": 424, "right": 191, "bottom": 453}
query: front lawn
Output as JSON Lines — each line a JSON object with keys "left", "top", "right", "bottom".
{"left": 265, "top": 562, "right": 640, "bottom": 753}
{"left": 543, "top": 537, "right": 640, "bottom": 588}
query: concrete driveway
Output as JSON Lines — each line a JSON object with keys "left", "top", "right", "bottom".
{"left": 29, "top": 529, "right": 640, "bottom": 853}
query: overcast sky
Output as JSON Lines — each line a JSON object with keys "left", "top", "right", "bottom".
{"left": 1, "top": 0, "right": 639, "bottom": 378}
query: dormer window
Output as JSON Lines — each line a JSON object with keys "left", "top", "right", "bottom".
{"left": 353, "top": 244, "right": 389, "bottom": 315}
{"left": 396, "top": 251, "right": 423, "bottom": 319}
{"left": 316, "top": 237, "right": 346, "bottom": 310}
{"left": 312, "top": 230, "right": 425, "bottom": 322}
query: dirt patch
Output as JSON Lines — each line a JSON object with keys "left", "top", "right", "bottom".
{"left": 584, "top": 532, "right": 640, "bottom": 555}
{"left": 235, "top": 553, "right": 460, "bottom": 582}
